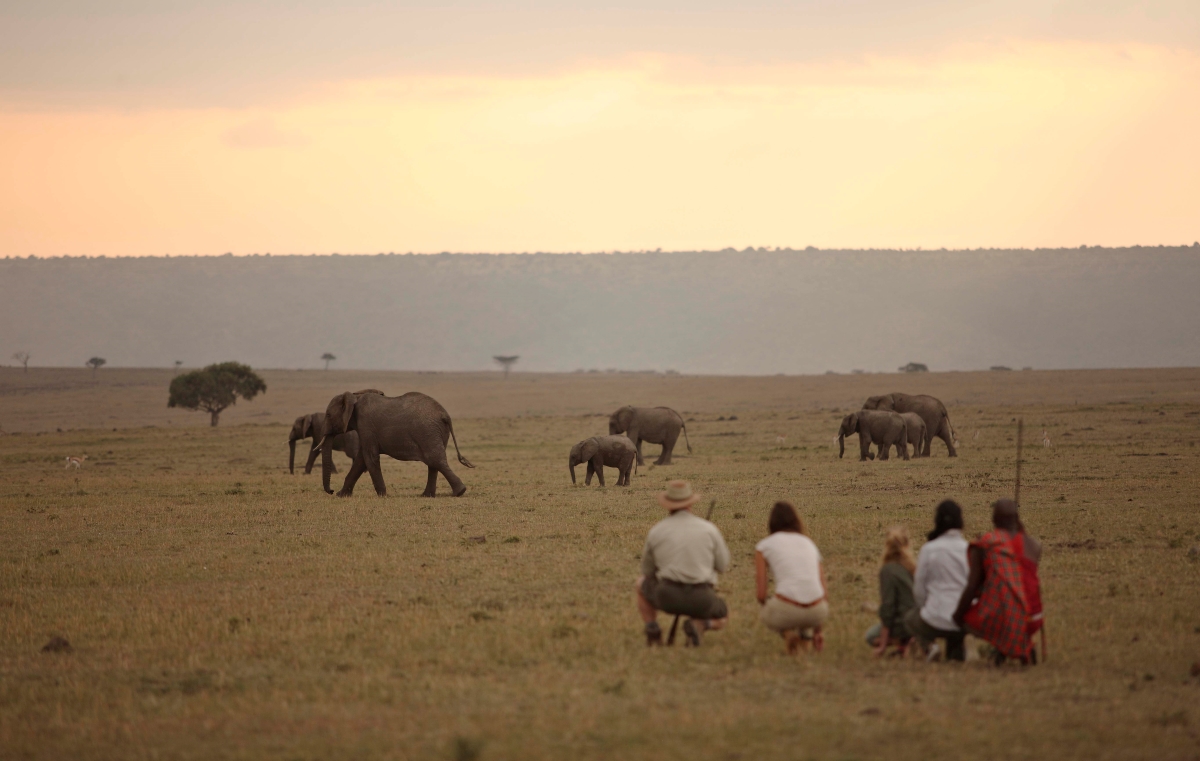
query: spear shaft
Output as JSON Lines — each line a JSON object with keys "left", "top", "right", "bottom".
{"left": 1014, "top": 418, "right": 1024, "bottom": 507}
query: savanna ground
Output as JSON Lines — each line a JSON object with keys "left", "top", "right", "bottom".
{"left": 1, "top": 367, "right": 1199, "bottom": 760}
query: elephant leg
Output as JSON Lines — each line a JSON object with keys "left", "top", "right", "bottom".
{"left": 365, "top": 453, "right": 387, "bottom": 497}
{"left": 434, "top": 455, "right": 467, "bottom": 497}
{"left": 305, "top": 445, "right": 333, "bottom": 475}
{"left": 628, "top": 429, "right": 648, "bottom": 465}
{"left": 877, "top": 436, "right": 890, "bottom": 460}
{"left": 899, "top": 435, "right": 910, "bottom": 461}
{"left": 592, "top": 455, "right": 606, "bottom": 487}
{"left": 859, "top": 436, "right": 871, "bottom": 462}
{"left": 923, "top": 421, "right": 934, "bottom": 457}
{"left": 338, "top": 455, "right": 367, "bottom": 497}
{"left": 938, "top": 418, "right": 958, "bottom": 457}
{"left": 657, "top": 431, "right": 679, "bottom": 465}
{"left": 424, "top": 465, "right": 438, "bottom": 497}
{"left": 585, "top": 461, "right": 595, "bottom": 486}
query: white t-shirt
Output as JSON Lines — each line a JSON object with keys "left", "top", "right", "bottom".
{"left": 755, "top": 531, "right": 824, "bottom": 604}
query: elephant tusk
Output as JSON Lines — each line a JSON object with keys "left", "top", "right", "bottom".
{"left": 312, "top": 436, "right": 327, "bottom": 451}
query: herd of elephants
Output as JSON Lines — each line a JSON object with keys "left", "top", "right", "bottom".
{"left": 287, "top": 389, "right": 958, "bottom": 497}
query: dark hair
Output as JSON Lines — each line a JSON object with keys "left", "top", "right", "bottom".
{"left": 768, "top": 501, "right": 805, "bottom": 535}
{"left": 928, "top": 499, "right": 964, "bottom": 541}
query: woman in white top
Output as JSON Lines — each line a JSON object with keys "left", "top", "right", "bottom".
{"left": 907, "top": 499, "right": 970, "bottom": 661}
{"left": 755, "top": 501, "right": 829, "bottom": 654}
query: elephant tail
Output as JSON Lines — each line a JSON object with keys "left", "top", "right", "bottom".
{"left": 659, "top": 406, "right": 693, "bottom": 454}
{"left": 447, "top": 418, "right": 475, "bottom": 469}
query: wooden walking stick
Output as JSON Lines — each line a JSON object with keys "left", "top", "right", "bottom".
{"left": 666, "top": 499, "right": 718, "bottom": 646}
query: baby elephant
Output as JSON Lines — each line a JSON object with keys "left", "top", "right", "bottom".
{"left": 837, "top": 410, "right": 909, "bottom": 462}
{"left": 569, "top": 435, "right": 638, "bottom": 487}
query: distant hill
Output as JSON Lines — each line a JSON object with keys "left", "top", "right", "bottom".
{"left": 2, "top": 247, "right": 1198, "bottom": 374}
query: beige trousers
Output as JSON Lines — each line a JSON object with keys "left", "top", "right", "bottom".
{"left": 759, "top": 597, "right": 829, "bottom": 634}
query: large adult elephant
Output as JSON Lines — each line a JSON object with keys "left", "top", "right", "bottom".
{"left": 569, "top": 435, "right": 637, "bottom": 486}
{"left": 863, "top": 393, "right": 958, "bottom": 457}
{"left": 288, "top": 412, "right": 359, "bottom": 474}
{"left": 317, "top": 390, "right": 474, "bottom": 497}
{"left": 608, "top": 406, "right": 692, "bottom": 466}
{"left": 837, "top": 410, "right": 909, "bottom": 461}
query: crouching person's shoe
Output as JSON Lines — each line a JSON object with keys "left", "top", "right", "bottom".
{"left": 645, "top": 621, "right": 663, "bottom": 646}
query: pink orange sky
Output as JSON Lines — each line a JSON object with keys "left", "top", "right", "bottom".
{"left": 2, "top": 1, "right": 1198, "bottom": 255}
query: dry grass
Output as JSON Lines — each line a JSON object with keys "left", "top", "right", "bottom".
{"left": 1, "top": 368, "right": 1199, "bottom": 760}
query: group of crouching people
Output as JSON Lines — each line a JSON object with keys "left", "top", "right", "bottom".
{"left": 636, "top": 481, "right": 1044, "bottom": 664}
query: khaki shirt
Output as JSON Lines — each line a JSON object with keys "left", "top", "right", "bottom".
{"left": 641, "top": 509, "right": 731, "bottom": 585}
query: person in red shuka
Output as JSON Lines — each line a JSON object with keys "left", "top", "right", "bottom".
{"left": 953, "top": 498, "right": 1036, "bottom": 664}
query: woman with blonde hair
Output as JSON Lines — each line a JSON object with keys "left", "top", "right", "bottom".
{"left": 755, "top": 501, "right": 829, "bottom": 654}
{"left": 865, "top": 526, "right": 918, "bottom": 657}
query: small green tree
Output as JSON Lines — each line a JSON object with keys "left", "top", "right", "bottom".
{"left": 168, "top": 362, "right": 267, "bottom": 427}
{"left": 86, "top": 357, "right": 106, "bottom": 376}
{"left": 321, "top": 352, "right": 336, "bottom": 370}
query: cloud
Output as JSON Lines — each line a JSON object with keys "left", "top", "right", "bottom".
{"left": 0, "top": 42, "right": 1197, "bottom": 255}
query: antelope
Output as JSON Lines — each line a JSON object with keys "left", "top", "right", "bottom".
{"left": 65, "top": 455, "right": 87, "bottom": 469}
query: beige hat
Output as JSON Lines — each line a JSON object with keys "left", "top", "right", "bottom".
{"left": 658, "top": 480, "right": 702, "bottom": 510}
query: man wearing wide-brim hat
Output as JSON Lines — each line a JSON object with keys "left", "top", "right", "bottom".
{"left": 635, "top": 480, "right": 731, "bottom": 646}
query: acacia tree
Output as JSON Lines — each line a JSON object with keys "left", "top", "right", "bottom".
{"left": 493, "top": 355, "right": 519, "bottom": 378}
{"left": 321, "top": 353, "right": 336, "bottom": 370}
{"left": 12, "top": 351, "right": 30, "bottom": 372}
{"left": 86, "top": 357, "right": 106, "bottom": 376}
{"left": 168, "top": 362, "right": 267, "bottom": 427}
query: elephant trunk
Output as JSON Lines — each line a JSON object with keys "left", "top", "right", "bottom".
{"left": 838, "top": 433, "right": 845, "bottom": 459}
{"left": 288, "top": 439, "right": 297, "bottom": 474}
{"left": 321, "top": 438, "right": 334, "bottom": 494}
{"left": 569, "top": 458, "right": 577, "bottom": 484}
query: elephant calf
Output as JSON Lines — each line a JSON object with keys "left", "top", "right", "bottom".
{"left": 570, "top": 435, "right": 637, "bottom": 487}
{"left": 838, "top": 410, "right": 909, "bottom": 462}
{"left": 288, "top": 412, "right": 359, "bottom": 475}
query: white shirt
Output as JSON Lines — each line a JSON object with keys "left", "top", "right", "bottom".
{"left": 913, "top": 529, "right": 970, "bottom": 631}
{"left": 755, "top": 531, "right": 824, "bottom": 605}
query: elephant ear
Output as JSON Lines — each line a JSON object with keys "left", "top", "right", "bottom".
{"left": 569, "top": 441, "right": 585, "bottom": 463}
{"left": 581, "top": 438, "right": 600, "bottom": 462}
{"left": 338, "top": 392, "right": 357, "bottom": 433}
{"left": 301, "top": 415, "right": 313, "bottom": 439}
{"left": 847, "top": 412, "right": 859, "bottom": 431}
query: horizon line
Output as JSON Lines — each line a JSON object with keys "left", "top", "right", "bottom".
{"left": 4, "top": 243, "right": 1200, "bottom": 260}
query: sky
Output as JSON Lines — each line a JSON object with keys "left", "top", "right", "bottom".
{"left": 2, "top": 0, "right": 1198, "bottom": 256}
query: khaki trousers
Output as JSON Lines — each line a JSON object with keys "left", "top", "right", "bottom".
{"left": 759, "top": 597, "right": 829, "bottom": 635}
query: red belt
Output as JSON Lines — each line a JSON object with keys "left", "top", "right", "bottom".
{"left": 776, "top": 593, "right": 825, "bottom": 609}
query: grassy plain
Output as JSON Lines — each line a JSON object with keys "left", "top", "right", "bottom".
{"left": 1, "top": 367, "right": 1199, "bottom": 760}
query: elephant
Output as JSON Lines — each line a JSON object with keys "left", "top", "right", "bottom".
{"left": 897, "top": 412, "right": 927, "bottom": 459}
{"left": 288, "top": 412, "right": 359, "bottom": 474}
{"left": 608, "top": 406, "right": 692, "bottom": 466}
{"left": 862, "top": 393, "right": 958, "bottom": 457}
{"left": 569, "top": 435, "right": 638, "bottom": 487}
{"left": 838, "top": 410, "right": 909, "bottom": 461}
{"left": 317, "top": 389, "right": 474, "bottom": 497}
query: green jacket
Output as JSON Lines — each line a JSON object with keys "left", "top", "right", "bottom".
{"left": 879, "top": 562, "right": 916, "bottom": 638}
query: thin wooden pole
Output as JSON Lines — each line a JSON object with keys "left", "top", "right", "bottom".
{"left": 1014, "top": 418, "right": 1024, "bottom": 507}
